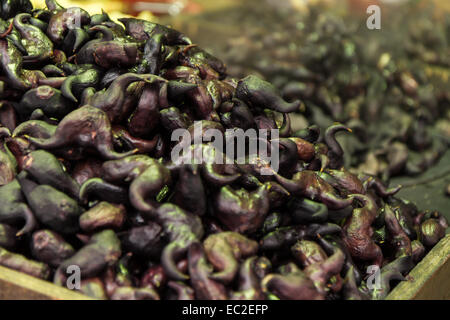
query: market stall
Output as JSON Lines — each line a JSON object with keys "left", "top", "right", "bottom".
{"left": 0, "top": 0, "right": 448, "bottom": 301}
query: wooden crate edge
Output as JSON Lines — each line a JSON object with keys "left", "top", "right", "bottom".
{"left": 0, "top": 265, "right": 92, "bottom": 300}
{"left": 386, "top": 234, "right": 450, "bottom": 300}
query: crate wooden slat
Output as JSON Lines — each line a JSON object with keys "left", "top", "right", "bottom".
{"left": 0, "top": 235, "right": 448, "bottom": 300}
{"left": 386, "top": 234, "right": 450, "bottom": 300}
{"left": 0, "top": 265, "right": 92, "bottom": 300}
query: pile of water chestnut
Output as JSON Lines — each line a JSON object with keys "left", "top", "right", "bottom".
{"left": 0, "top": 0, "right": 448, "bottom": 300}
{"left": 215, "top": 0, "right": 450, "bottom": 179}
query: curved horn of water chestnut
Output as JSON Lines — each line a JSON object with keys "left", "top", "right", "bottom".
{"left": 26, "top": 105, "right": 137, "bottom": 160}
{"left": 203, "top": 232, "right": 258, "bottom": 283}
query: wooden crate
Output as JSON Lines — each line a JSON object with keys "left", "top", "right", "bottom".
{"left": 386, "top": 234, "right": 450, "bottom": 300}
{"left": 0, "top": 234, "right": 449, "bottom": 300}
{"left": 0, "top": 265, "right": 91, "bottom": 300}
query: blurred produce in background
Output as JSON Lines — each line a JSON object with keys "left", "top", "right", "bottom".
{"left": 31, "top": 0, "right": 129, "bottom": 19}
{"left": 31, "top": 0, "right": 213, "bottom": 19}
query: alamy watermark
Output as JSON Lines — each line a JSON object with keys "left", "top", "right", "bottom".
{"left": 66, "top": 265, "right": 81, "bottom": 290}
{"left": 171, "top": 121, "right": 280, "bottom": 175}
{"left": 366, "top": 265, "right": 381, "bottom": 290}
{"left": 366, "top": 5, "right": 381, "bottom": 30}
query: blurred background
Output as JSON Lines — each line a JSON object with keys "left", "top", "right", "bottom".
{"left": 29, "top": 0, "right": 450, "bottom": 21}
{"left": 30, "top": 1, "right": 450, "bottom": 14}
